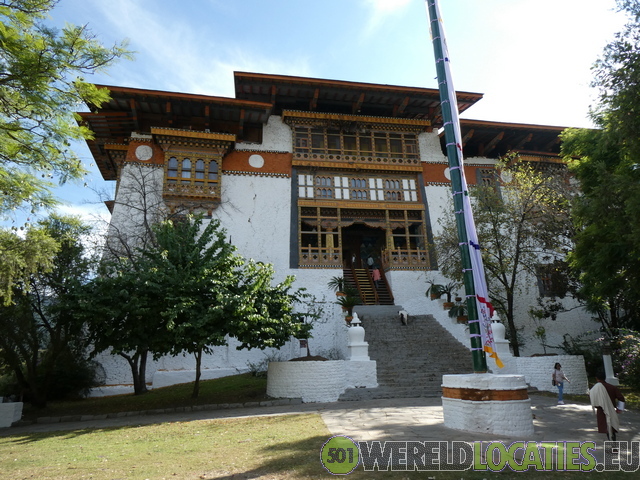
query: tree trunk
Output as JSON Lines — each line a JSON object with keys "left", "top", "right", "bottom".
{"left": 192, "top": 348, "right": 202, "bottom": 399}
{"left": 121, "top": 350, "right": 149, "bottom": 395}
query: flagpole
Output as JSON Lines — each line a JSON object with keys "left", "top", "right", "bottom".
{"left": 425, "top": 0, "right": 487, "bottom": 373}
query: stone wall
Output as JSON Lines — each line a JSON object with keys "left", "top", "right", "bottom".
{"left": 514, "top": 355, "right": 589, "bottom": 395}
{"left": 267, "top": 359, "right": 377, "bottom": 403}
{"left": 0, "top": 402, "right": 22, "bottom": 428}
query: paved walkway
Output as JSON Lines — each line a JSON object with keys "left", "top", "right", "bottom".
{"left": 3, "top": 394, "right": 639, "bottom": 446}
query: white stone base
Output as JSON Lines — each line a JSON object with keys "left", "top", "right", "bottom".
{"left": 442, "top": 374, "right": 534, "bottom": 437}
{"left": 0, "top": 402, "right": 23, "bottom": 428}
{"left": 345, "top": 360, "right": 378, "bottom": 389}
{"left": 267, "top": 359, "right": 377, "bottom": 403}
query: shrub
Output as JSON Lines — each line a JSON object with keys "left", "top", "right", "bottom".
{"left": 612, "top": 330, "right": 640, "bottom": 390}
{"left": 558, "top": 331, "right": 603, "bottom": 378}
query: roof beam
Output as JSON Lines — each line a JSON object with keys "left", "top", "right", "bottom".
{"left": 352, "top": 93, "right": 365, "bottom": 114}
{"left": 130, "top": 98, "right": 141, "bottom": 132}
{"left": 461, "top": 128, "right": 475, "bottom": 147}
{"left": 393, "top": 96, "right": 410, "bottom": 116}
{"left": 238, "top": 108, "right": 245, "bottom": 137}
{"left": 165, "top": 101, "right": 173, "bottom": 126}
{"left": 484, "top": 131, "right": 505, "bottom": 155}
{"left": 514, "top": 133, "right": 533, "bottom": 150}
{"left": 543, "top": 136, "right": 561, "bottom": 152}
{"left": 309, "top": 88, "right": 319, "bottom": 110}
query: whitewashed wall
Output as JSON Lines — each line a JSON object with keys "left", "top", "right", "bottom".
{"left": 235, "top": 115, "right": 292, "bottom": 152}
{"left": 93, "top": 117, "right": 598, "bottom": 395}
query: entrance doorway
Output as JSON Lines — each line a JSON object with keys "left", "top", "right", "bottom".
{"left": 342, "top": 224, "right": 385, "bottom": 269}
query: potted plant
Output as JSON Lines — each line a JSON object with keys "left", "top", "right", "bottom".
{"left": 426, "top": 281, "right": 446, "bottom": 300}
{"left": 441, "top": 282, "right": 459, "bottom": 309}
{"left": 327, "top": 276, "right": 346, "bottom": 296}
{"left": 335, "top": 291, "right": 361, "bottom": 323}
{"left": 448, "top": 299, "right": 468, "bottom": 323}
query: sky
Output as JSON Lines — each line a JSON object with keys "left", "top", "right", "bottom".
{"left": 6, "top": 0, "right": 629, "bottom": 227}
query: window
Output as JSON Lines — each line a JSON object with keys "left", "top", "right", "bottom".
{"left": 181, "top": 159, "right": 191, "bottom": 180}
{"left": 164, "top": 154, "right": 220, "bottom": 197}
{"left": 293, "top": 127, "right": 419, "bottom": 160}
{"left": 536, "top": 261, "right": 568, "bottom": 298}
{"left": 195, "top": 159, "right": 205, "bottom": 184}
{"left": 208, "top": 161, "right": 218, "bottom": 180}
{"left": 167, "top": 157, "right": 178, "bottom": 180}
{"left": 297, "top": 172, "right": 418, "bottom": 203}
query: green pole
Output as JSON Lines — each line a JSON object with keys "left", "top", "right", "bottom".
{"left": 426, "top": 0, "right": 487, "bottom": 372}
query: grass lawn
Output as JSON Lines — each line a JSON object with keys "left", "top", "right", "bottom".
{"left": 0, "top": 414, "right": 632, "bottom": 480}
{"left": 1, "top": 374, "right": 637, "bottom": 479}
{"left": 21, "top": 373, "right": 270, "bottom": 420}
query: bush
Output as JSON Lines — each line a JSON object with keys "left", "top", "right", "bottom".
{"left": 0, "top": 353, "right": 100, "bottom": 402}
{"left": 612, "top": 330, "right": 640, "bottom": 390}
{"left": 43, "top": 354, "right": 102, "bottom": 401}
{"left": 558, "top": 331, "right": 603, "bottom": 378}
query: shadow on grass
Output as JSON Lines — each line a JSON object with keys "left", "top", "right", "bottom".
{"left": 2, "top": 423, "right": 169, "bottom": 445}
{"left": 201, "top": 434, "right": 331, "bottom": 479}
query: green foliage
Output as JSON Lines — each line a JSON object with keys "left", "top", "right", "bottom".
{"left": 327, "top": 275, "right": 345, "bottom": 292}
{"left": 435, "top": 155, "right": 576, "bottom": 355}
{"left": 558, "top": 332, "right": 603, "bottom": 378}
{"left": 447, "top": 299, "right": 467, "bottom": 319}
{"left": 612, "top": 330, "right": 640, "bottom": 389}
{"left": 0, "top": 214, "right": 95, "bottom": 407}
{"left": 590, "top": 0, "right": 640, "bottom": 159}
{"left": 334, "top": 290, "right": 361, "bottom": 316}
{"left": 562, "top": 127, "right": 640, "bottom": 329}
{"left": 0, "top": 0, "right": 131, "bottom": 217}
{"left": 81, "top": 215, "right": 314, "bottom": 398}
{"left": 0, "top": 223, "right": 58, "bottom": 304}
{"left": 561, "top": 1, "right": 640, "bottom": 330}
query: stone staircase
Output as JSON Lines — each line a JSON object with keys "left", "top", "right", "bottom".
{"left": 339, "top": 305, "right": 474, "bottom": 401}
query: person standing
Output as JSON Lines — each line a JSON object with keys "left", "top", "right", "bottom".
{"left": 552, "top": 362, "right": 570, "bottom": 405}
{"left": 372, "top": 267, "right": 381, "bottom": 288}
{"left": 590, "top": 370, "right": 625, "bottom": 440}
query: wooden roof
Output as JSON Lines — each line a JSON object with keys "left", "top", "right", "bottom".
{"left": 452, "top": 119, "right": 567, "bottom": 159}
{"left": 81, "top": 73, "right": 568, "bottom": 181}
{"left": 81, "top": 85, "right": 273, "bottom": 180}
{"left": 234, "top": 71, "right": 483, "bottom": 125}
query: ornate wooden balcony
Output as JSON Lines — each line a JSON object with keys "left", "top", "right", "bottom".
{"left": 381, "top": 248, "right": 430, "bottom": 270}
{"left": 299, "top": 246, "right": 342, "bottom": 268}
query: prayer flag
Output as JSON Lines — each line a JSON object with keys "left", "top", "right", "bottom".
{"left": 427, "top": 0, "right": 503, "bottom": 368}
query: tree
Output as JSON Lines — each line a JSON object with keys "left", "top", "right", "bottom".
{"left": 0, "top": 215, "right": 95, "bottom": 407}
{"left": 79, "top": 240, "right": 170, "bottom": 395}
{"left": 0, "top": 0, "right": 131, "bottom": 217}
{"left": 79, "top": 163, "right": 195, "bottom": 396}
{"left": 0, "top": 223, "right": 58, "bottom": 304}
{"left": 82, "top": 216, "right": 312, "bottom": 398}
{"left": 435, "top": 156, "right": 576, "bottom": 355}
{"left": 560, "top": 0, "right": 640, "bottom": 332}
{"left": 153, "top": 217, "right": 313, "bottom": 398}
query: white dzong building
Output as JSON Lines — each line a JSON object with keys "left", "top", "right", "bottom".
{"left": 80, "top": 72, "right": 590, "bottom": 394}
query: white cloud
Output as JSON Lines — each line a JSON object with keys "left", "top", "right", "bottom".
{"left": 360, "top": 0, "right": 414, "bottom": 39}
{"left": 81, "top": 0, "right": 311, "bottom": 96}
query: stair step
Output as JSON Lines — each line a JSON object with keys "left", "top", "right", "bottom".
{"left": 339, "top": 307, "right": 472, "bottom": 401}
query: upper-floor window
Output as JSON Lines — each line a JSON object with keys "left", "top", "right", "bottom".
{"left": 165, "top": 155, "right": 220, "bottom": 192}
{"left": 298, "top": 173, "right": 418, "bottom": 203}
{"left": 293, "top": 127, "right": 419, "bottom": 160}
